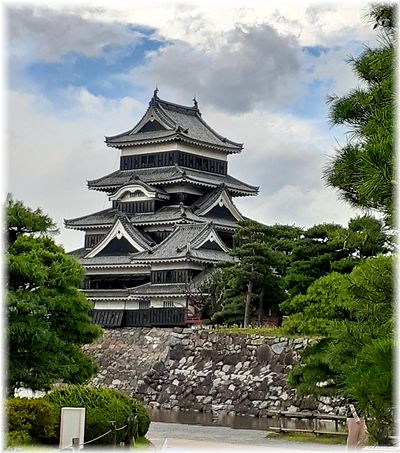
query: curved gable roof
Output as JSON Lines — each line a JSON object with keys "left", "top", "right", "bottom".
{"left": 105, "top": 91, "right": 243, "bottom": 153}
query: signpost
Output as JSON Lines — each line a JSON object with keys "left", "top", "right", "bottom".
{"left": 59, "top": 407, "right": 85, "bottom": 450}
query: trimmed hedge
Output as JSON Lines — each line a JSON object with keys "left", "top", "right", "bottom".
{"left": 45, "top": 385, "right": 150, "bottom": 445}
{"left": 7, "top": 398, "right": 58, "bottom": 446}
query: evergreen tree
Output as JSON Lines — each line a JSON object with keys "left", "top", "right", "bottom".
{"left": 281, "top": 216, "right": 388, "bottom": 315}
{"left": 210, "top": 222, "right": 301, "bottom": 326}
{"left": 285, "top": 255, "right": 393, "bottom": 444}
{"left": 324, "top": 5, "right": 395, "bottom": 225}
{"left": 283, "top": 223, "right": 348, "bottom": 300}
{"left": 285, "top": 6, "right": 395, "bottom": 443}
{"left": 7, "top": 197, "right": 102, "bottom": 395}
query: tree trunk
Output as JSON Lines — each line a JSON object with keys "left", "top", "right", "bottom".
{"left": 258, "top": 288, "right": 265, "bottom": 325}
{"left": 243, "top": 279, "right": 253, "bottom": 328}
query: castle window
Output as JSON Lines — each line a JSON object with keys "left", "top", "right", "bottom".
{"left": 139, "top": 300, "right": 150, "bottom": 309}
{"left": 130, "top": 190, "right": 144, "bottom": 198}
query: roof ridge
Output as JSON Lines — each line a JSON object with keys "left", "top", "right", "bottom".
{"left": 192, "top": 185, "right": 226, "bottom": 211}
{"left": 189, "top": 222, "right": 215, "bottom": 249}
{"left": 87, "top": 169, "right": 122, "bottom": 185}
{"left": 64, "top": 207, "right": 116, "bottom": 224}
{"left": 113, "top": 215, "right": 154, "bottom": 247}
{"left": 155, "top": 96, "right": 199, "bottom": 114}
{"left": 193, "top": 110, "right": 243, "bottom": 148}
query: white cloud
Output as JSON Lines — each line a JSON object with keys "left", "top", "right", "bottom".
{"left": 8, "top": 88, "right": 146, "bottom": 251}
{"left": 200, "top": 107, "right": 359, "bottom": 227}
{"left": 7, "top": 1, "right": 371, "bottom": 252}
{"left": 236, "top": 185, "right": 359, "bottom": 229}
{"left": 8, "top": 87, "right": 359, "bottom": 253}
{"left": 8, "top": 5, "right": 148, "bottom": 63}
{"left": 132, "top": 22, "right": 303, "bottom": 113}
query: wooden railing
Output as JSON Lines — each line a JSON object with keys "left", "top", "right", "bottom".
{"left": 264, "top": 410, "right": 347, "bottom": 436}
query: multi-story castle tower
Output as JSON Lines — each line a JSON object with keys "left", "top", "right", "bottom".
{"left": 65, "top": 90, "right": 258, "bottom": 327}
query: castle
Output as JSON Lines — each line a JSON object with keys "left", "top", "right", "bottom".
{"left": 65, "top": 90, "right": 258, "bottom": 327}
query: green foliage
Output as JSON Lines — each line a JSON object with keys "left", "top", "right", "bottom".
{"left": 8, "top": 235, "right": 84, "bottom": 291}
{"left": 45, "top": 385, "right": 150, "bottom": 444}
{"left": 368, "top": 3, "right": 395, "bottom": 31}
{"left": 285, "top": 255, "right": 394, "bottom": 444}
{"left": 7, "top": 397, "right": 58, "bottom": 446}
{"left": 210, "top": 221, "right": 300, "bottom": 326}
{"left": 345, "top": 337, "right": 393, "bottom": 445}
{"left": 7, "top": 197, "right": 102, "bottom": 395}
{"left": 284, "top": 223, "right": 346, "bottom": 298}
{"left": 324, "top": 6, "right": 395, "bottom": 225}
{"left": 205, "top": 216, "right": 387, "bottom": 327}
{"left": 212, "top": 325, "right": 288, "bottom": 337}
{"left": 6, "top": 195, "right": 58, "bottom": 246}
{"left": 266, "top": 432, "right": 347, "bottom": 445}
{"left": 282, "top": 216, "right": 389, "bottom": 308}
{"left": 285, "top": 7, "right": 395, "bottom": 445}
{"left": 281, "top": 273, "right": 351, "bottom": 335}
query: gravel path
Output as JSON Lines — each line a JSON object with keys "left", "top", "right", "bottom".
{"left": 146, "top": 421, "right": 347, "bottom": 451}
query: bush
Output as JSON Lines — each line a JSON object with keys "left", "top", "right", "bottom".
{"left": 7, "top": 397, "right": 58, "bottom": 446}
{"left": 45, "top": 385, "right": 150, "bottom": 445}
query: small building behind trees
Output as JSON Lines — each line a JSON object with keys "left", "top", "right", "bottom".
{"left": 65, "top": 90, "right": 258, "bottom": 327}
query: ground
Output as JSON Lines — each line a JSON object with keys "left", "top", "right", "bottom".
{"left": 146, "top": 421, "right": 346, "bottom": 451}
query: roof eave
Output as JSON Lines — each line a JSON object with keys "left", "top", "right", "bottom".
{"left": 104, "top": 134, "right": 242, "bottom": 153}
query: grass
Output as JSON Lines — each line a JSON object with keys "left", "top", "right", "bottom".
{"left": 211, "top": 325, "right": 323, "bottom": 339}
{"left": 266, "top": 431, "right": 347, "bottom": 445}
{"left": 212, "top": 325, "right": 293, "bottom": 337}
{"left": 133, "top": 436, "right": 152, "bottom": 449}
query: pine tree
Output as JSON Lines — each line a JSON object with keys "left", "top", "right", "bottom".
{"left": 7, "top": 197, "right": 102, "bottom": 395}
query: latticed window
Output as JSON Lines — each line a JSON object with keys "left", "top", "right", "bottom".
{"left": 163, "top": 301, "right": 174, "bottom": 308}
{"left": 139, "top": 300, "right": 150, "bottom": 309}
{"left": 130, "top": 190, "right": 143, "bottom": 198}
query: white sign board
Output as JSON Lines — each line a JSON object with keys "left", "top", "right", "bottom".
{"left": 59, "top": 407, "right": 85, "bottom": 449}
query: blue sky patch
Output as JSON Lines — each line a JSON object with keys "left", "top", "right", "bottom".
{"left": 303, "top": 45, "right": 330, "bottom": 57}
{"left": 11, "top": 34, "right": 166, "bottom": 105}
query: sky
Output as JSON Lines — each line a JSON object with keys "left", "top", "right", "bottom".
{"left": 6, "top": 1, "right": 378, "bottom": 252}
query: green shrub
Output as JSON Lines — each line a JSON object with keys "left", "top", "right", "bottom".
{"left": 7, "top": 397, "right": 58, "bottom": 446}
{"left": 45, "top": 385, "right": 150, "bottom": 445}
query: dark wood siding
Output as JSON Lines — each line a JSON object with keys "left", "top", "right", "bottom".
{"left": 199, "top": 240, "right": 224, "bottom": 251}
{"left": 120, "top": 151, "right": 227, "bottom": 175}
{"left": 124, "top": 309, "right": 150, "bottom": 326}
{"left": 97, "top": 237, "right": 139, "bottom": 256}
{"left": 207, "top": 204, "right": 238, "bottom": 222}
{"left": 151, "top": 269, "right": 189, "bottom": 284}
{"left": 92, "top": 308, "right": 186, "bottom": 327}
{"left": 114, "top": 200, "right": 156, "bottom": 213}
{"left": 147, "top": 230, "right": 172, "bottom": 243}
{"left": 92, "top": 310, "right": 124, "bottom": 327}
{"left": 138, "top": 120, "right": 166, "bottom": 132}
{"left": 84, "top": 234, "right": 105, "bottom": 248}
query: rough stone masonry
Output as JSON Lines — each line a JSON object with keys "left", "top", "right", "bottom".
{"left": 83, "top": 327, "right": 342, "bottom": 416}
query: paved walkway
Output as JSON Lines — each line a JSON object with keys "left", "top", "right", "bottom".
{"left": 146, "top": 421, "right": 346, "bottom": 452}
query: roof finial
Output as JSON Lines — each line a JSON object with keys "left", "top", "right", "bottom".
{"left": 193, "top": 94, "right": 198, "bottom": 109}
{"left": 153, "top": 85, "right": 159, "bottom": 98}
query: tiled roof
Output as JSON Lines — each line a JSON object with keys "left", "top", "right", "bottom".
{"left": 68, "top": 247, "right": 88, "bottom": 258}
{"left": 76, "top": 255, "right": 133, "bottom": 266}
{"left": 109, "top": 176, "right": 169, "bottom": 198}
{"left": 118, "top": 215, "right": 154, "bottom": 247}
{"left": 130, "top": 223, "right": 235, "bottom": 264}
{"left": 83, "top": 289, "right": 130, "bottom": 299}
{"left": 65, "top": 204, "right": 238, "bottom": 230}
{"left": 105, "top": 93, "right": 243, "bottom": 154}
{"left": 127, "top": 267, "right": 213, "bottom": 298}
{"left": 128, "top": 282, "right": 188, "bottom": 297}
{"left": 87, "top": 166, "right": 258, "bottom": 196}
{"left": 65, "top": 208, "right": 117, "bottom": 229}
